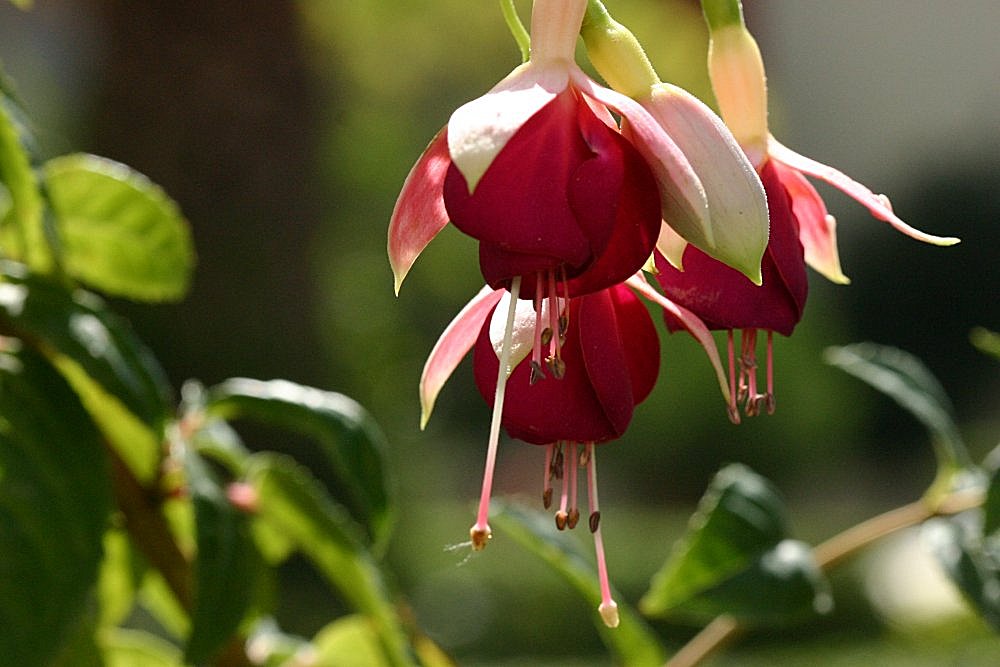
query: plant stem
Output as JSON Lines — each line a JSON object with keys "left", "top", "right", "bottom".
{"left": 109, "top": 441, "right": 254, "bottom": 667}
{"left": 665, "top": 488, "right": 984, "bottom": 667}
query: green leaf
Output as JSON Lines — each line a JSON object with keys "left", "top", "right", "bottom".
{"left": 43, "top": 153, "right": 194, "bottom": 302}
{"left": 314, "top": 615, "right": 391, "bottom": 667}
{"left": 0, "top": 72, "right": 48, "bottom": 270}
{"left": 667, "top": 539, "right": 831, "bottom": 624}
{"left": 206, "top": 378, "right": 394, "bottom": 551}
{"left": 245, "top": 453, "right": 412, "bottom": 667}
{"left": 984, "top": 454, "right": 1000, "bottom": 537}
{"left": 641, "top": 464, "right": 831, "bottom": 624}
{"left": 492, "top": 502, "right": 666, "bottom": 667}
{"left": 101, "top": 628, "right": 183, "bottom": 667}
{"left": 970, "top": 327, "right": 1000, "bottom": 362}
{"left": 824, "top": 343, "right": 970, "bottom": 479}
{"left": 923, "top": 516, "right": 1000, "bottom": 632}
{"left": 0, "top": 344, "right": 112, "bottom": 665}
{"left": 97, "top": 528, "right": 142, "bottom": 629}
{"left": 0, "top": 263, "right": 171, "bottom": 481}
{"left": 183, "top": 450, "right": 262, "bottom": 665}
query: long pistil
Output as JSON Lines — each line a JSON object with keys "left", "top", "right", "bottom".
{"left": 586, "top": 443, "right": 618, "bottom": 628}
{"left": 470, "top": 276, "right": 522, "bottom": 550}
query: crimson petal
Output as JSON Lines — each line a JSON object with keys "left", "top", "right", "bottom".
{"left": 473, "top": 285, "right": 659, "bottom": 445}
{"left": 444, "top": 88, "right": 592, "bottom": 288}
{"left": 655, "top": 159, "right": 808, "bottom": 336}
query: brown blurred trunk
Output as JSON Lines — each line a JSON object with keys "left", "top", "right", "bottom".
{"left": 88, "top": 0, "right": 326, "bottom": 388}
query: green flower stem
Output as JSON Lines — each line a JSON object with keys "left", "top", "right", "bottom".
{"left": 700, "top": 0, "right": 745, "bottom": 32}
{"left": 500, "top": 0, "right": 530, "bottom": 63}
{"left": 581, "top": 0, "right": 660, "bottom": 98}
{"left": 665, "top": 488, "right": 985, "bottom": 667}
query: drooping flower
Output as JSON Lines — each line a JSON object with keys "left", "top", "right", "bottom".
{"left": 420, "top": 280, "right": 660, "bottom": 628}
{"left": 389, "top": 0, "right": 771, "bottom": 303}
{"left": 655, "top": 159, "right": 807, "bottom": 419}
{"left": 702, "top": 0, "right": 959, "bottom": 285}
{"left": 647, "top": 0, "right": 960, "bottom": 420}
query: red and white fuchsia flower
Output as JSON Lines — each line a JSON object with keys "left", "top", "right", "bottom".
{"left": 389, "top": 0, "right": 958, "bottom": 630}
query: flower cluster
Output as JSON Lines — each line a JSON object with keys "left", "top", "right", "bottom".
{"left": 388, "top": 0, "right": 956, "bottom": 628}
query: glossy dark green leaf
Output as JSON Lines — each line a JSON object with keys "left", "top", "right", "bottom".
{"left": 923, "top": 516, "right": 1000, "bottom": 631}
{"left": 183, "top": 449, "right": 261, "bottom": 664}
{"left": 0, "top": 263, "right": 171, "bottom": 480}
{"left": 667, "top": 539, "right": 831, "bottom": 623}
{"left": 641, "top": 464, "right": 831, "bottom": 624}
{"left": 43, "top": 153, "right": 194, "bottom": 302}
{"left": 492, "top": 502, "right": 666, "bottom": 667}
{"left": 0, "top": 344, "right": 112, "bottom": 665}
{"left": 825, "top": 343, "right": 967, "bottom": 462}
{"left": 245, "top": 453, "right": 412, "bottom": 667}
{"left": 206, "top": 378, "right": 393, "bottom": 550}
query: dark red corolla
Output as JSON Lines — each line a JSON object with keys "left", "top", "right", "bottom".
{"left": 655, "top": 159, "right": 808, "bottom": 420}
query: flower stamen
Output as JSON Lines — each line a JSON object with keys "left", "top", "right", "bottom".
{"left": 726, "top": 330, "right": 740, "bottom": 424}
{"left": 567, "top": 441, "right": 580, "bottom": 529}
{"left": 542, "top": 443, "right": 555, "bottom": 509}
{"left": 765, "top": 330, "right": 776, "bottom": 414}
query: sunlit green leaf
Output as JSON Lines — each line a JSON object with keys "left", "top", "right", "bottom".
{"left": 206, "top": 378, "right": 394, "bottom": 551}
{"left": 314, "top": 615, "right": 390, "bottom": 667}
{"left": 0, "top": 344, "right": 111, "bottom": 665}
{"left": 245, "top": 453, "right": 412, "bottom": 667}
{"left": 183, "top": 450, "right": 262, "bottom": 665}
{"left": 0, "top": 262, "right": 171, "bottom": 481}
{"left": 492, "top": 502, "right": 666, "bottom": 667}
{"left": 43, "top": 153, "right": 194, "bottom": 302}
{"left": 641, "top": 464, "right": 831, "bottom": 624}
{"left": 0, "top": 70, "right": 48, "bottom": 270}
{"left": 101, "top": 628, "right": 183, "bottom": 667}
{"left": 97, "top": 528, "right": 142, "bottom": 629}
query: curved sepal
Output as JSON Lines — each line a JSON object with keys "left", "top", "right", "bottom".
{"left": 768, "top": 137, "right": 960, "bottom": 247}
{"left": 419, "top": 285, "right": 504, "bottom": 429}
{"left": 387, "top": 129, "right": 450, "bottom": 295}
{"left": 770, "top": 159, "right": 849, "bottom": 284}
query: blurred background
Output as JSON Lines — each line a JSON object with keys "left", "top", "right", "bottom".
{"left": 2, "top": 0, "right": 998, "bottom": 664}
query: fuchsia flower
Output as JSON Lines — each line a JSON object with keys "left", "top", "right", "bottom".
{"left": 649, "top": 0, "right": 960, "bottom": 420}
{"left": 655, "top": 160, "right": 807, "bottom": 419}
{"left": 420, "top": 280, "right": 662, "bottom": 628}
{"left": 703, "top": 3, "right": 958, "bottom": 285}
{"left": 389, "top": 0, "right": 770, "bottom": 302}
